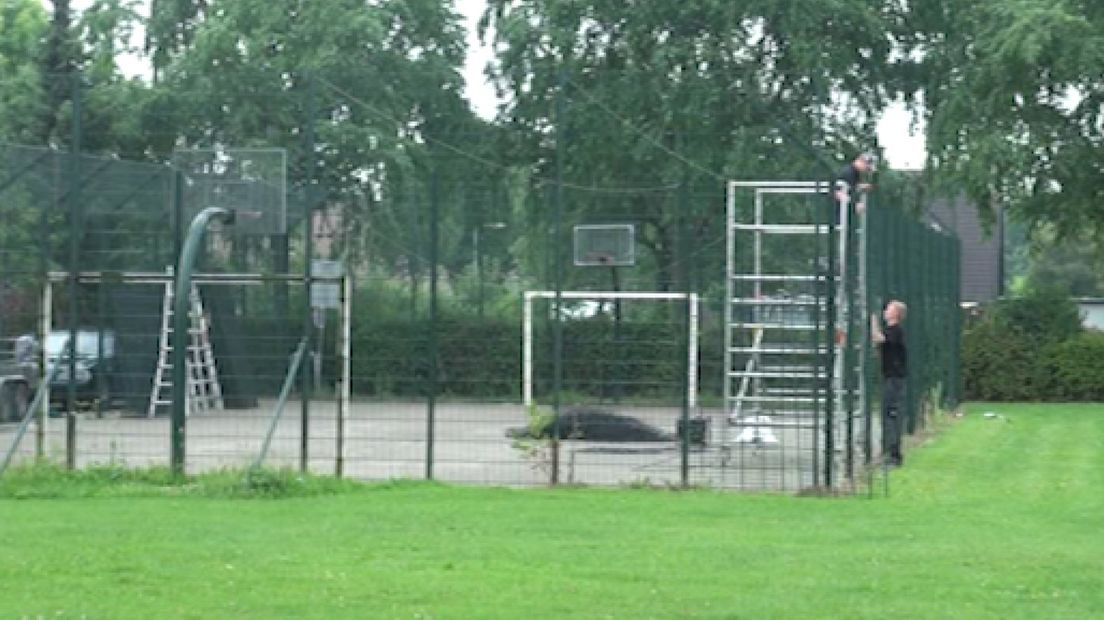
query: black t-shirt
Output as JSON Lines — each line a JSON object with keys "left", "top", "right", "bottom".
{"left": 880, "top": 324, "right": 907, "bottom": 378}
{"left": 835, "top": 164, "right": 860, "bottom": 193}
{"left": 831, "top": 164, "right": 861, "bottom": 223}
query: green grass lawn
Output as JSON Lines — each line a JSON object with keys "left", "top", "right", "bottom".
{"left": 1, "top": 403, "right": 1101, "bottom": 619}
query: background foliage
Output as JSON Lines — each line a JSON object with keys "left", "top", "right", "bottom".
{"left": 962, "top": 287, "right": 1099, "bottom": 401}
{"left": 2, "top": 0, "right": 1102, "bottom": 404}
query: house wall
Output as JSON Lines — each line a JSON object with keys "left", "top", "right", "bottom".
{"left": 1077, "top": 300, "right": 1104, "bottom": 330}
{"left": 926, "top": 194, "right": 1002, "bottom": 304}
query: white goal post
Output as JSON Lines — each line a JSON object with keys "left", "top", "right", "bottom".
{"left": 522, "top": 290, "right": 700, "bottom": 409}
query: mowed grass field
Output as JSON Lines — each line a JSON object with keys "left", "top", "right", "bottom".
{"left": 0, "top": 403, "right": 1101, "bottom": 619}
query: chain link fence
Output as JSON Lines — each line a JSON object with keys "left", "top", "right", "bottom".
{"left": 0, "top": 74, "right": 960, "bottom": 492}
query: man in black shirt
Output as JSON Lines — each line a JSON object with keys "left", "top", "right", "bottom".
{"left": 871, "top": 300, "right": 907, "bottom": 467}
{"left": 834, "top": 152, "right": 877, "bottom": 215}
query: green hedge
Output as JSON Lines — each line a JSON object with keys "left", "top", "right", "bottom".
{"left": 1041, "top": 332, "right": 1104, "bottom": 401}
{"left": 219, "top": 281, "right": 728, "bottom": 403}
{"left": 347, "top": 314, "right": 725, "bottom": 402}
{"left": 962, "top": 321, "right": 1044, "bottom": 401}
{"left": 962, "top": 290, "right": 1104, "bottom": 401}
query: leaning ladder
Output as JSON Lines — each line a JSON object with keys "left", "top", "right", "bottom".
{"left": 148, "top": 278, "right": 224, "bottom": 418}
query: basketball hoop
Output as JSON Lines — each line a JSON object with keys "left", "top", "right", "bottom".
{"left": 574, "top": 224, "right": 635, "bottom": 267}
{"left": 585, "top": 252, "right": 614, "bottom": 266}
{"left": 173, "top": 148, "right": 287, "bottom": 236}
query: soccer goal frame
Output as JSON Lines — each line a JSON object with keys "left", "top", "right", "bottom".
{"left": 522, "top": 290, "right": 700, "bottom": 409}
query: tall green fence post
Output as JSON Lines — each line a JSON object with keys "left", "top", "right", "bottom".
{"left": 300, "top": 74, "right": 318, "bottom": 474}
{"left": 425, "top": 163, "right": 439, "bottom": 480}
{"left": 65, "top": 73, "right": 83, "bottom": 470}
{"left": 550, "top": 67, "right": 568, "bottom": 485}
{"left": 823, "top": 189, "right": 838, "bottom": 488}
{"left": 36, "top": 158, "right": 51, "bottom": 459}
{"left": 678, "top": 181, "right": 691, "bottom": 487}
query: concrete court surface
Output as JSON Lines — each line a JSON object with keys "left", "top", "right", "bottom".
{"left": 1, "top": 399, "right": 875, "bottom": 491}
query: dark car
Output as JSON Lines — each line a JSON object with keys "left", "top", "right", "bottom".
{"left": 46, "top": 329, "right": 119, "bottom": 409}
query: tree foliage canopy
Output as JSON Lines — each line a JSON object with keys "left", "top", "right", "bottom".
{"left": 0, "top": 0, "right": 1099, "bottom": 289}
{"left": 910, "top": 0, "right": 1104, "bottom": 237}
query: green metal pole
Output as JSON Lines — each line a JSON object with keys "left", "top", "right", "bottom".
{"left": 171, "top": 207, "right": 235, "bottom": 476}
{"left": 426, "top": 164, "right": 439, "bottom": 480}
{"left": 902, "top": 217, "right": 915, "bottom": 435}
{"left": 550, "top": 67, "right": 568, "bottom": 485}
{"left": 253, "top": 338, "right": 308, "bottom": 472}
{"left": 823, "top": 188, "right": 837, "bottom": 489}
{"left": 95, "top": 278, "right": 106, "bottom": 418}
{"left": 169, "top": 170, "right": 183, "bottom": 467}
{"left": 844, "top": 199, "right": 856, "bottom": 482}
{"left": 952, "top": 236, "right": 962, "bottom": 406}
{"left": 173, "top": 171, "right": 184, "bottom": 267}
{"left": 678, "top": 182, "right": 691, "bottom": 488}
{"left": 476, "top": 222, "right": 484, "bottom": 319}
{"left": 1, "top": 348, "right": 69, "bottom": 477}
{"left": 862, "top": 196, "right": 874, "bottom": 465}
{"left": 65, "top": 74, "right": 82, "bottom": 471}
{"left": 36, "top": 154, "right": 51, "bottom": 459}
{"left": 300, "top": 75, "right": 318, "bottom": 474}
{"left": 812, "top": 200, "right": 823, "bottom": 489}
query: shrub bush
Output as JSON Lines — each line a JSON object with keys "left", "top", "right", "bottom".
{"left": 1041, "top": 332, "right": 1104, "bottom": 401}
{"left": 988, "top": 287, "right": 1083, "bottom": 346}
{"left": 962, "top": 320, "right": 1043, "bottom": 401}
{"left": 347, "top": 311, "right": 724, "bottom": 402}
{"left": 963, "top": 287, "right": 1104, "bottom": 401}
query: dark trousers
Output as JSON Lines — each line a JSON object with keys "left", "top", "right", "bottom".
{"left": 882, "top": 377, "right": 905, "bottom": 464}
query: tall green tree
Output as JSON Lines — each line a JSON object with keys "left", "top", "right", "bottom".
{"left": 909, "top": 1, "right": 1104, "bottom": 238}
{"left": 1021, "top": 231, "right": 1104, "bottom": 297}
{"left": 145, "top": 0, "right": 206, "bottom": 81}
{"left": 39, "top": 0, "right": 79, "bottom": 143}
{"left": 155, "top": 0, "right": 497, "bottom": 279}
{"left": 483, "top": 0, "right": 900, "bottom": 291}
{"left": 0, "top": 0, "right": 48, "bottom": 142}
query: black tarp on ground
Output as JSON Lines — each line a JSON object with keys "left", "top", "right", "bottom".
{"left": 507, "top": 407, "right": 673, "bottom": 442}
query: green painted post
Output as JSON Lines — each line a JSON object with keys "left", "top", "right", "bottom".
{"left": 550, "top": 67, "right": 567, "bottom": 485}
{"left": 425, "top": 165, "right": 439, "bottom": 480}
{"left": 35, "top": 153, "right": 50, "bottom": 459}
{"left": 861, "top": 196, "right": 874, "bottom": 465}
{"left": 904, "top": 218, "right": 917, "bottom": 434}
{"left": 812, "top": 191, "right": 826, "bottom": 488}
{"left": 953, "top": 237, "right": 963, "bottom": 406}
{"left": 678, "top": 181, "right": 691, "bottom": 488}
{"left": 844, "top": 198, "right": 857, "bottom": 482}
{"left": 95, "top": 279, "right": 106, "bottom": 419}
{"left": 173, "top": 171, "right": 184, "bottom": 268}
{"left": 823, "top": 190, "right": 837, "bottom": 489}
{"left": 171, "top": 207, "right": 236, "bottom": 476}
{"left": 300, "top": 75, "right": 318, "bottom": 474}
{"left": 65, "top": 74, "right": 82, "bottom": 471}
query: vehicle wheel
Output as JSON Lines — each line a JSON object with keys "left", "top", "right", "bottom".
{"left": 13, "top": 383, "right": 31, "bottom": 422}
{"left": 0, "top": 384, "right": 9, "bottom": 422}
{"left": 0, "top": 383, "right": 19, "bottom": 423}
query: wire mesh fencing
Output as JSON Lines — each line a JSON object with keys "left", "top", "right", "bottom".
{"left": 0, "top": 73, "right": 961, "bottom": 493}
